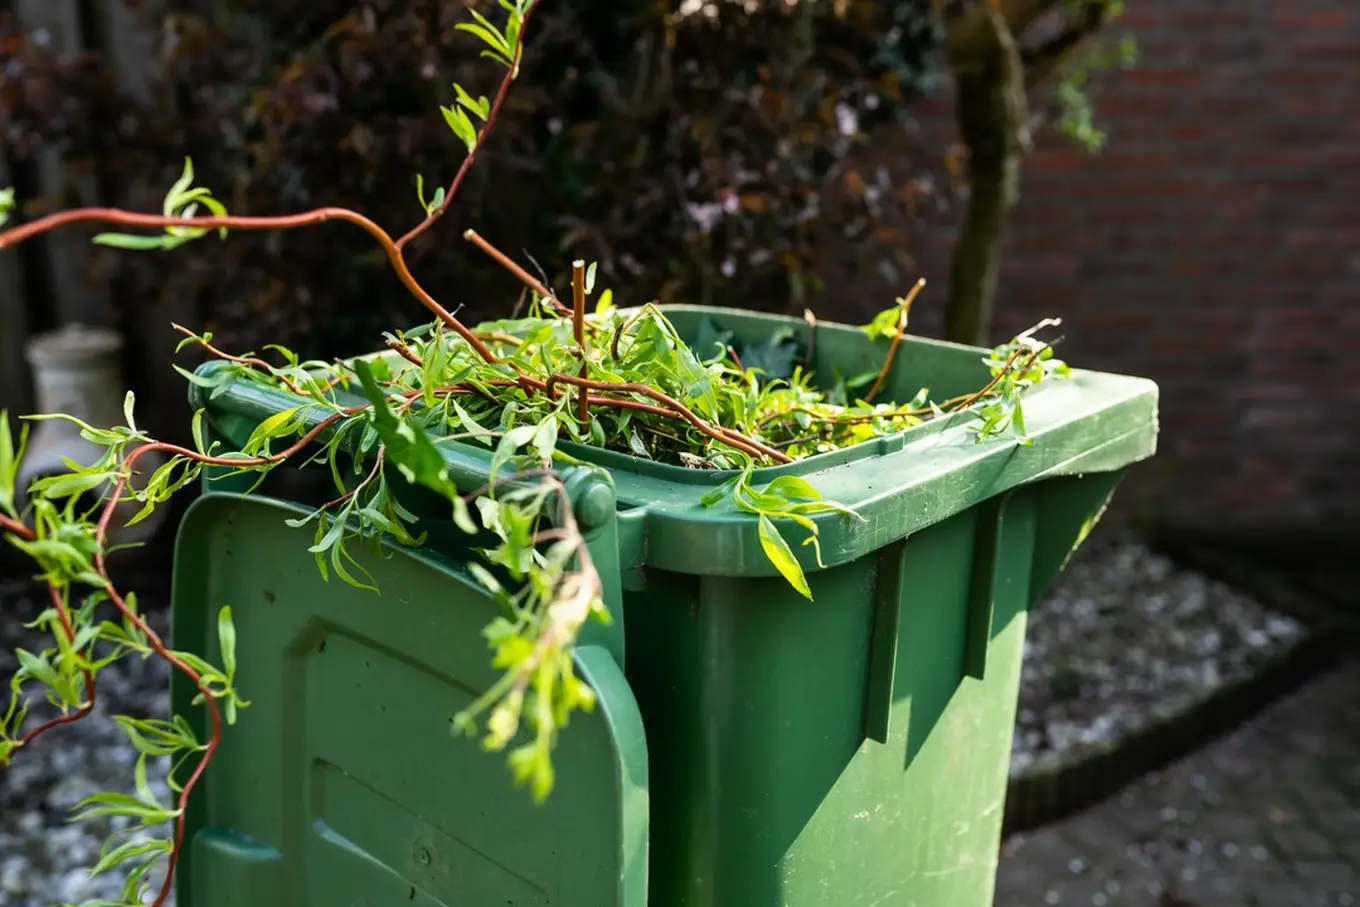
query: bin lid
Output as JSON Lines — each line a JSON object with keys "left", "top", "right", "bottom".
{"left": 170, "top": 493, "right": 649, "bottom": 907}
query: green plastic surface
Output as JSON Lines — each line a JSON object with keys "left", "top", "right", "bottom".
{"left": 170, "top": 493, "right": 649, "bottom": 907}
{"left": 175, "top": 304, "right": 1159, "bottom": 907}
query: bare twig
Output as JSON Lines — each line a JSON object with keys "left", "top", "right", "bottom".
{"left": 463, "top": 229, "right": 572, "bottom": 316}
{"left": 865, "top": 278, "right": 926, "bottom": 403}
{"left": 726, "top": 345, "right": 744, "bottom": 372}
{"left": 386, "top": 338, "right": 424, "bottom": 367}
{"left": 571, "top": 260, "right": 590, "bottom": 428}
{"left": 803, "top": 308, "right": 818, "bottom": 365}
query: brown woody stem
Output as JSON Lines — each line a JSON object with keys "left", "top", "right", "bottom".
{"left": 544, "top": 372, "right": 792, "bottom": 464}
{"left": 865, "top": 278, "right": 926, "bottom": 403}
{"left": 571, "top": 260, "right": 589, "bottom": 428}
{"left": 0, "top": 207, "right": 500, "bottom": 365}
{"left": 463, "top": 229, "right": 572, "bottom": 316}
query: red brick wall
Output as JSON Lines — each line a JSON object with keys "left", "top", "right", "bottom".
{"left": 827, "top": 1, "right": 1360, "bottom": 543}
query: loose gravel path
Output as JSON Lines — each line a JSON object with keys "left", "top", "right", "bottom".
{"left": 0, "top": 573, "right": 175, "bottom": 907}
{"left": 1012, "top": 542, "right": 1305, "bottom": 777}
{"left": 995, "top": 654, "right": 1360, "bottom": 907}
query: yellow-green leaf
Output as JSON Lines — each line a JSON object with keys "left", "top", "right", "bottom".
{"left": 757, "top": 515, "right": 811, "bottom": 600}
{"left": 244, "top": 406, "right": 301, "bottom": 453}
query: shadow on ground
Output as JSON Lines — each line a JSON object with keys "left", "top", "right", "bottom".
{"left": 995, "top": 652, "right": 1359, "bottom": 907}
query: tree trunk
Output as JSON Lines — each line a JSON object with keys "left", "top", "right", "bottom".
{"left": 944, "top": 63, "right": 1022, "bottom": 347}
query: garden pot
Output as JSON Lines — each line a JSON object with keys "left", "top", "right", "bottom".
{"left": 14, "top": 323, "right": 169, "bottom": 548}
{"left": 170, "top": 305, "right": 1158, "bottom": 907}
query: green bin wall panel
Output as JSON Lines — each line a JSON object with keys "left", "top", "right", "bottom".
{"left": 627, "top": 488, "right": 1051, "bottom": 907}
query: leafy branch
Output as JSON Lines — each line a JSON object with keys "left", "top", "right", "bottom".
{"left": 0, "top": 1, "right": 1071, "bottom": 904}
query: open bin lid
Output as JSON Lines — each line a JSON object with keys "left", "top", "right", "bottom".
{"left": 170, "top": 493, "right": 649, "bottom": 907}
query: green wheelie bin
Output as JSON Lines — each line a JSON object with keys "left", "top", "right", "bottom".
{"left": 170, "top": 304, "right": 1158, "bottom": 907}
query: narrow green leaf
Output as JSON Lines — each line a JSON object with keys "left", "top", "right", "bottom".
{"left": 217, "top": 606, "right": 237, "bottom": 678}
{"left": 595, "top": 288, "right": 614, "bottom": 315}
{"left": 133, "top": 753, "right": 157, "bottom": 808}
{"left": 88, "top": 836, "right": 170, "bottom": 880}
{"left": 479, "top": 47, "right": 513, "bottom": 67}
{"left": 462, "top": 8, "right": 511, "bottom": 54}
{"left": 351, "top": 358, "right": 451, "bottom": 496}
{"left": 762, "top": 475, "right": 822, "bottom": 503}
{"left": 246, "top": 406, "right": 302, "bottom": 453}
{"left": 468, "top": 562, "right": 505, "bottom": 597}
{"left": 15, "top": 648, "right": 61, "bottom": 689}
{"left": 191, "top": 409, "right": 209, "bottom": 455}
{"left": 0, "top": 413, "right": 17, "bottom": 515}
{"left": 699, "top": 471, "right": 744, "bottom": 508}
{"left": 31, "top": 470, "right": 108, "bottom": 500}
{"left": 91, "top": 233, "right": 169, "bottom": 251}
{"left": 454, "top": 83, "right": 491, "bottom": 120}
{"left": 491, "top": 424, "right": 538, "bottom": 478}
{"left": 787, "top": 500, "right": 862, "bottom": 521}
{"left": 308, "top": 512, "right": 347, "bottom": 555}
{"left": 112, "top": 716, "right": 185, "bottom": 757}
{"left": 164, "top": 157, "right": 196, "bottom": 215}
{"left": 194, "top": 192, "right": 230, "bottom": 238}
{"left": 172, "top": 363, "right": 229, "bottom": 389}
{"left": 757, "top": 515, "right": 812, "bottom": 600}
{"left": 450, "top": 399, "right": 494, "bottom": 445}
{"left": 626, "top": 428, "right": 651, "bottom": 458}
{"left": 456, "top": 21, "right": 509, "bottom": 57}
{"left": 532, "top": 415, "right": 558, "bottom": 464}
{"left": 122, "top": 391, "right": 137, "bottom": 432}
{"left": 451, "top": 495, "right": 478, "bottom": 534}
{"left": 441, "top": 104, "right": 479, "bottom": 152}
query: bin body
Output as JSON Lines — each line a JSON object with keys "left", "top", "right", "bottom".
{"left": 628, "top": 493, "right": 1037, "bottom": 907}
{"left": 170, "top": 492, "right": 650, "bottom": 907}
{"left": 175, "top": 305, "right": 1158, "bottom": 907}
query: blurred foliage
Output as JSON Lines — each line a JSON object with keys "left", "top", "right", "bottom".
{"left": 0, "top": 0, "right": 945, "bottom": 359}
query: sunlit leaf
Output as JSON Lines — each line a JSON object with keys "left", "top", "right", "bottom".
{"left": 217, "top": 606, "right": 237, "bottom": 679}
{"left": 92, "top": 233, "right": 170, "bottom": 251}
{"left": 351, "top": 358, "right": 452, "bottom": 495}
{"left": 757, "top": 515, "right": 811, "bottom": 600}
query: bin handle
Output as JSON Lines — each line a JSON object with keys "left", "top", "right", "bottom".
{"left": 863, "top": 490, "right": 1024, "bottom": 745}
{"left": 563, "top": 468, "right": 652, "bottom": 669}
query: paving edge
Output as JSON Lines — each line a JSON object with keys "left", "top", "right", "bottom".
{"left": 1002, "top": 628, "right": 1342, "bottom": 836}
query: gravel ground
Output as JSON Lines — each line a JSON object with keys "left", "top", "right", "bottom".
{"left": 0, "top": 574, "right": 176, "bottom": 907}
{"left": 1013, "top": 541, "right": 1306, "bottom": 776}
{"left": 0, "top": 538, "right": 1314, "bottom": 905}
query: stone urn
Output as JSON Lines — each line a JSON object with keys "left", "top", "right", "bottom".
{"left": 14, "top": 324, "right": 169, "bottom": 550}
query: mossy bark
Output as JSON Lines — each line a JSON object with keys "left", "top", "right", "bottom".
{"left": 945, "top": 60, "right": 1021, "bottom": 347}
